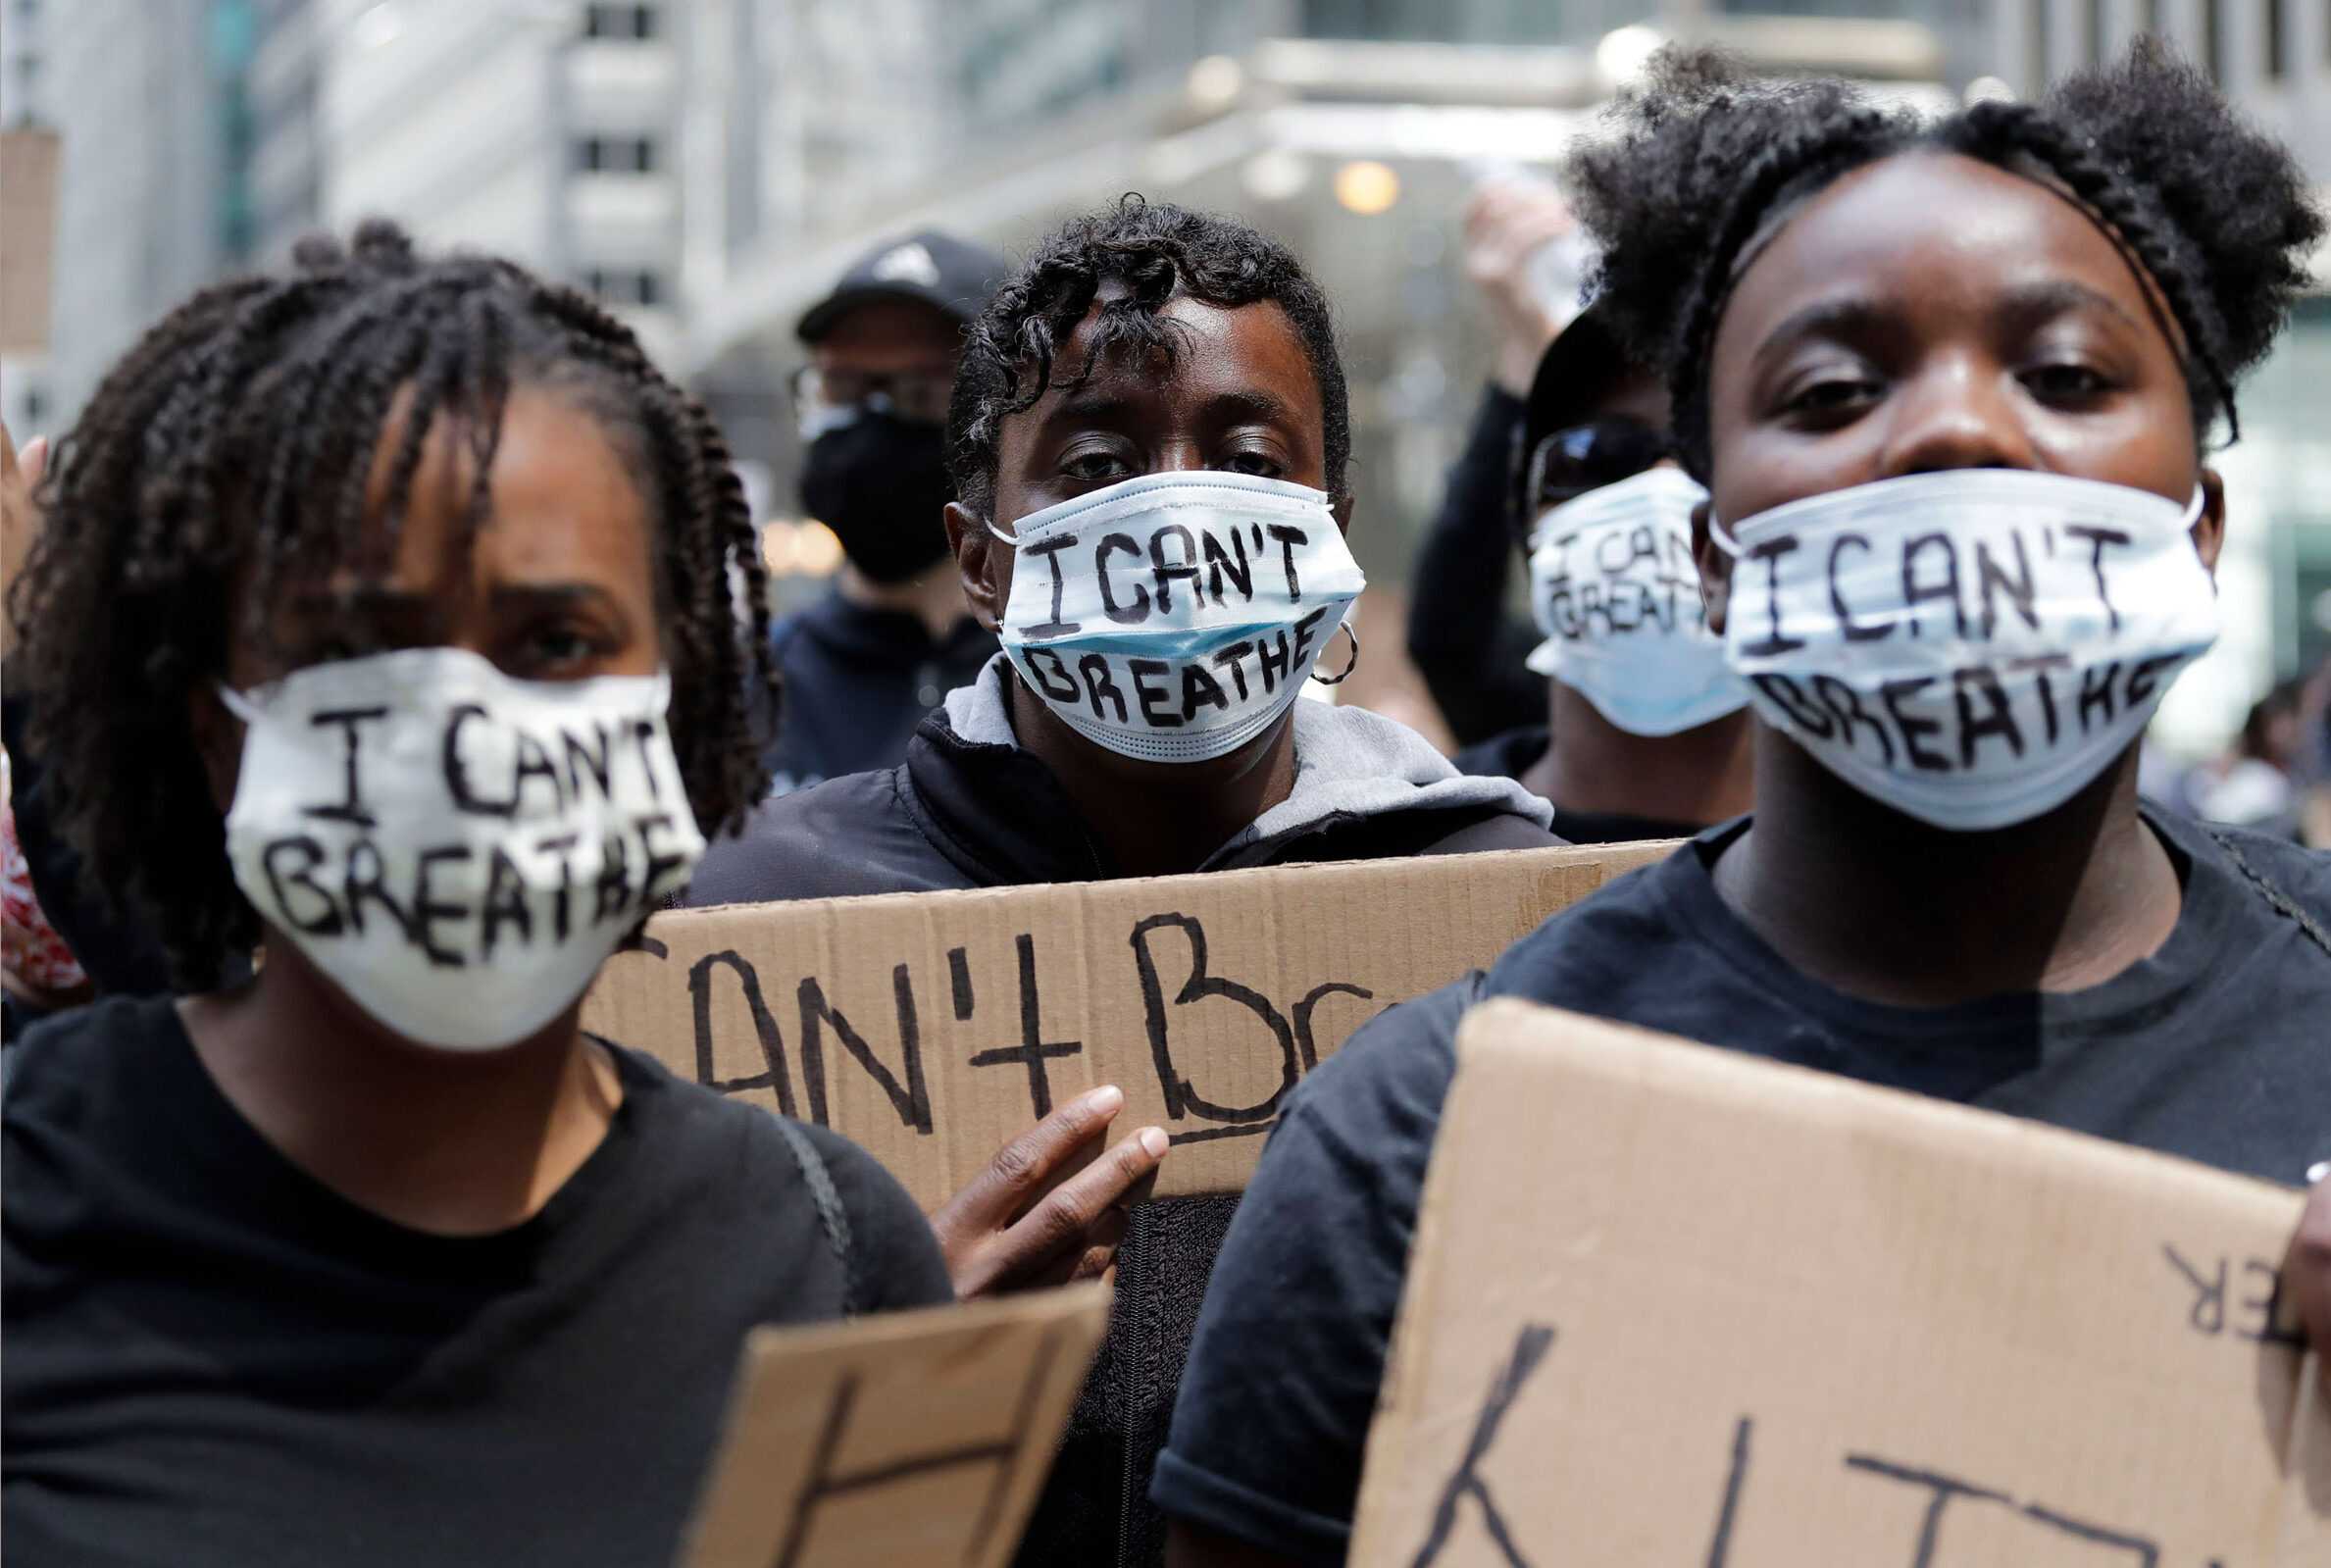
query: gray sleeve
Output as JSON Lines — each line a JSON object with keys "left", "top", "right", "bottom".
{"left": 1149, "top": 976, "right": 1478, "bottom": 1564}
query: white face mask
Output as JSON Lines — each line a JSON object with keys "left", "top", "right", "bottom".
{"left": 1711, "top": 469, "right": 2218, "bottom": 832}
{"left": 220, "top": 647, "right": 706, "bottom": 1050}
{"left": 988, "top": 471, "right": 1366, "bottom": 764}
{"left": 1524, "top": 465, "right": 1748, "bottom": 736}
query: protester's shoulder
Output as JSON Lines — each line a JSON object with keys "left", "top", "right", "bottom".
{"left": 602, "top": 1048, "right": 952, "bottom": 1308}
{"left": 1414, "top": 808, "right": 1566, "bottom": 856}
{"left": 4, "top": 994, "right": 182, "bottom": 1131}
{"left": 2188, "top": 816, "right": 2331, "bottom": 910}
{"left": 1479, "top": 836, "right": 1700, "bottom": 1000}
{"left": 682, "top": 766, "right": 951, "bottom": 905}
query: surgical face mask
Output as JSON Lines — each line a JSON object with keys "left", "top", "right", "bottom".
{"left": 1524, "top": 465, "right": 1747, "bottom": 736}
{"left": 988, "top": 471, "right": 1365, "bottom": 764}
{"left": 1711, "top": 468, "right": 2217, "bottom": 832}
{"left": 220, "top": 647, "right": 706, "bottom": 1050}
{"left": 798, "top": 405, "right": 955, "bottom": 584}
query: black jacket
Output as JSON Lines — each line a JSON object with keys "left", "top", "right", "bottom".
{"left": 685, "top": 658, "right": 1557, "bottom": 1567}
{"left": 760, "top": 590, "right": 994, "bottom": 797}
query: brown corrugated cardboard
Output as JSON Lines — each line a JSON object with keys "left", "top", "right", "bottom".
{"left": 584, "top": 841, "right": 1674, "bottom": 1209}
{"left": 0, "top": 128, "right": 59, "bottom": 355}
{"left": 1350, "top": 1000, "right": 2330, "bottom": 1566}
{"left": 676, "top": 1282, "right": 1109, "bottom": 1568}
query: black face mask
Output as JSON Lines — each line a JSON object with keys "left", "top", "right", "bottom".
{"left": 797, "top": 410, "right": 955, "bottom": 585}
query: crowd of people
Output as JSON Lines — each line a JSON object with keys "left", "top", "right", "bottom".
{"left": 2, "top": 37, "right": 2328, "bottom": 1568}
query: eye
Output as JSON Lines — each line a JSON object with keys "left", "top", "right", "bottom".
{"left": 1217, "top": 448, "right": 1286, "bottom": 479}
{"left": 512, "top": 621, "right": 615, "bottom": 679}
{"left": 2020, "top": 362, "right": 2111, "bottom": 406}
{"left": 1782, "top": 377, "right": 1882, "bottom": 422}
{"left": 1060, "top": 444, "right": 1136, "bottom": 483}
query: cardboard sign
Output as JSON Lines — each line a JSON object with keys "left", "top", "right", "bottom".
{"left": 0, "top": 128, "right": 59, "bottom": 354}
{"left": 1349, "top": 1000, "right": 2331, "bottom": 1566}
{"left": 583, "top": 841, "right": 1673, "bottom": 1209}
{"left": 677, "top": 1283, "right": 1109, "bottom": 1568}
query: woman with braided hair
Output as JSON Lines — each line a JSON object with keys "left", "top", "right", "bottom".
{"left": 1161, "top": 42, "right": 2331, "bottom": 1566}
{"left": 0, "top": 223, "right": 961, "bottom": 1567}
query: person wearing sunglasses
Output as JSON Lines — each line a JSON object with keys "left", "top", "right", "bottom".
{"left": 765, "top": 230, "right": 1005, "bottom": 797}
{"left": 1450, "top": 302, "right": 1753, "bottom": 843}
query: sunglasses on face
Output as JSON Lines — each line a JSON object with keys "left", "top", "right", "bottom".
{"left": 1523, "top": 419, "right": 1674, "bottom": 515}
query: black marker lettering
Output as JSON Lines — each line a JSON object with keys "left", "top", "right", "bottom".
{"left": 1180, "top": 660, "right": 1231, "bottom": 722}
{"left": 1024, "top": 646, "right": 1080, "bottom": 703}
{"left": 1748, "top": 673, "right": 1835, "bottom": 738}
{"left": 261, "top": 835, "right": 345, "bottom": 936}
{"left": 2162, "top": 1241, "right": 2227, "bottom": 1334}
{"left": 1880, "top": 677, "right": 1950, "bottom": 772}
{"left": 1291, "top": 605, "right": 1329, "bottom": 672}
{"left": 1810, "top": 675, "right": 1893, "bottom": 764}
{"left": 591, "top": 832, "right": 633, "bottom": 926}
{"left": 2240, "top": 1257, "right": 2310, "bottom": 1348}
{"left": 2123, "top": 651, "right": 2182, "bottom": 709}
{"left": 1951, "top": 664, "right": 2024, "bottom": 767}
{"left": 765, "top": 1329, "right": 1069, "bottom": 1568}
{"left": 2077, "top": 661, "right": 2121, "bottom": 734}
{"left": 1408, "top": 1323, "right": 1554, "bottom": 1568}
{"left": 1292, "top": 982, "right": 1373, "bottom": 1072}
{"left": 511, "top": 730, "right": 565, "bottom": 814}
{"left": 635, "top": 812, "right": 692, "bottom": 912}
{"left": 1211, "top": 640, "right": 1254, "bottom": 701}
{"left": 532, "top": 831, "right": 581, "bottom": 941}
{"left": 1700, "top": 1418, "right": 1753, "bottom": 1568}
{"left": 443, "top": 704, "right": 516, "bottom": 818}
{"left": 1077, "top": 656, "right": 1128, "bottom": 724}
{"left": 1023, "top": 534, "right": 1084, "bottom": 638}
{"left": 688, "top": 950, "right": 796, "bottom": 1113}
{"left": 1256, "top": 631, "right": 1291, "bottom": 694}
{"left": 562, "top": 720, "right": 614, "bottom": 802}
{"left": 966, "top": 933, "right": 1083, "bottom": 1120}
{"left": 301, "top": 706, "right": 388, "bottom": 826}
{"left": 1096, "top": 532, "right": 1150, "bottom": 624}
{"left": 1741, "top": 533, "right": 1805, "bottom": 656}
{"left": 629, "top": 718, "right": 663, "bottom": 802}
{"left": 948, "top": 946, "right": 975, "bottom": 1021}
{"left": 1148, "top": 523, "right": 1202, "bottom": 612}
{"left": 1973, "top": 531, "right": 2039, "bottom": 639}
{"left": 796, "top": 970, "right": 933, "bottom": 1134}
{"left": 1843, "top": 1453, "right": 2011, "bottom": 1568}
{"left": 2063, "top": 523, "right": 2132, "bottom": 632}
{"left": 479, "top": 844, "right": 532, "bottom": 959}
{"left": 1265, "top": 523, "right": 1307, "bottom": 600}
{"left": 1201, "top": 528, "right": 1253, "bottom": 603}
{"left": 1130, "top": 912, "right": 1296, "bottom": 1127}
{"left": 1827, "top": 533, "right": 1891, "bottom": 643}
{"left": 1900, "top": 531, "right": 1966, "bottom": 639}
{"left": 2006, "top": 653, "right": 2070, "bottom": 745}
{"left": 412, "top": 846, "right": 471, "bottom": 967}
{"left": 341, "top": 837, "right": 414, "bottom": 941}
{"left": 1129, "top": 657, "right": 1181, "bottom": 728}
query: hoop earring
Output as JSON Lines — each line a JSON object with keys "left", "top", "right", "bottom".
{"left": 1313, "top": 621, "right": 1360, "bottom": 685}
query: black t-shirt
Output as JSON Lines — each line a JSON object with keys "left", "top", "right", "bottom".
{"left": 1154, "top": 809, "right": 2331, "bottom": 1564}
{"left": 3, "top": 995, "right": 954, "bottom": 1568}
{"left": 762, "top": 592, "right": 995, "bottom": 796}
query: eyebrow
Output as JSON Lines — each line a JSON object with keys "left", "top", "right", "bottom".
{"left": 1990, "top": 278, "right": 2149, "bottom": 339}
{"left": 1201, "top": 387, "right": 1302, "bottom": 429}
{"left": 1748, "top": 295, "right": 1899, "bottom": 371}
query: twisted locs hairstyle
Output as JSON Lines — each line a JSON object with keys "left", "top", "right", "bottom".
{"left": 1563, "top": 37, "right": 2325, "bottom": 480}
{"left": 945, "top": 195, "right": 1351, "bottom": 519}
{"left": 9, "top": 220, "right": 775, "bottom": 989}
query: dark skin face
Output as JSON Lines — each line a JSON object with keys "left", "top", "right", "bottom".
{"left": 810, "top": 297, "right": 961, "bottom": 421}
{"left": 941, "top": 289, "right": 1354, "bottom": 879}
{"left": 179, "top": 386, "right": 664, "bottom": 1235}
{"left": 1524, "top": 366, "right": 1753, "bottom": 826}
{"left": 1687, "top": 150, "right": 2227, "bottom": 1003}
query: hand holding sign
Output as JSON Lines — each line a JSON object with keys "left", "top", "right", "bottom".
{"left": 932, "top": 1085, "right": 1169, "bottom": 1297}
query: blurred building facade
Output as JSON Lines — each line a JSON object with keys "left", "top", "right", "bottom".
{"left": 1, "top": 0, "right": 51, "bottom": 439}
{"left": 16, "top": 0, "right": 2331, "bottom": 744}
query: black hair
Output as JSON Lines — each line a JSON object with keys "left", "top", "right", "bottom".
{"left": 9, "top": 219, "right": 774, "bottom": 989}
{"left": 1563, "top": 37, "right": 2325, "bottom": 480}
{"left": 945, "top": 195, "right": 1350, "bottom": 518}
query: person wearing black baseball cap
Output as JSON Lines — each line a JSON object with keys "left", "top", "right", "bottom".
{"left": 1448, "top": 301, "right": 1753, "bottom": 842}
{"left": 767, "top": 229, "right": 1005, "bottom": 795}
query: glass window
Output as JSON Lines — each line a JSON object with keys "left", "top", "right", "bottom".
{"left": 583, "top": 3, "right": 656, "bottom": 40}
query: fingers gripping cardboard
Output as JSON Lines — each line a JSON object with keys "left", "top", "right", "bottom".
{"left": 583, "top": 842, "right": 1672, "bottom": 1209}
{"left": 1350, "top": 1001, "right": 2331, "bottom": 1567}
{"left": 677, "top": 1283, "right": 1109, "bottom": 1568}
